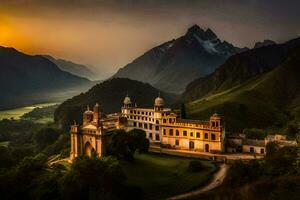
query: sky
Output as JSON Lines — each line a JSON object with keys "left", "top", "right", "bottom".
{"left": 0, "top": 0, "right": 299, "bottom": 79}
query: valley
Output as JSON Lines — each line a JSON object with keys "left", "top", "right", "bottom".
{"left": 0, "top": 102, "right": 58, "bottom": 121}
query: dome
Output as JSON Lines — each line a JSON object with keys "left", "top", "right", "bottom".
{"left": 154, "top": 96, "right": 164, "bottom": 106}
{"left": 123, "top": 96, "right": 132, "bottom": 104}
{"left": 84, "top": 105, "right": 93, "bottom": 114}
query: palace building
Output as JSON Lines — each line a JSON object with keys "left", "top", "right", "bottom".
{"left": 70, "top": 94, "right": 226, "bottom": 160}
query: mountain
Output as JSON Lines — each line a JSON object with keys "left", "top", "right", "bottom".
{"left": 181, "top": 38, "right": 300, "bottom": 131}
{"left": 43, "top": 55, "right": 95, "bottom": 80}
{"left": 54, "top": 78, "right": 176, "bottom": 130}
{"left": 0, "top": 46, "right": 91, "bottom": 110}
{"left": 113, "top": 25, "right": 241, "bottom": 93}
{"left": 254, "top": 40, "right": 276, "bottom": 49}
{"left": 182, "top": 37, "right": 300, "bottom": 102}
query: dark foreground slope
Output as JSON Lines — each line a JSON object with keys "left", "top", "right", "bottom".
{"left": 185, "top": 46, "right": 300, "bottom": 131}
{"left": 54, "top": 78, "right": 176, "bottom": 130}
{"left": 0, "top": 47, "right": 91, "bottom": 109}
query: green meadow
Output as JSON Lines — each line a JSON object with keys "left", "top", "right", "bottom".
{"left": 122, "top": 153, "right": 216, "bottom": 200}
{"left": 0, "top": 103, "right": 57, "bottom": 121}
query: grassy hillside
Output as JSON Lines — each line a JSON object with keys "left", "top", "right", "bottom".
{"left": 182, "top": 37, "right": 300, "bottom": 102}
{"left": 54, "top": 78, "right": 176, "bottom": 130}
{"left": 186, "top": 48, "right": 300, "bottom": 131}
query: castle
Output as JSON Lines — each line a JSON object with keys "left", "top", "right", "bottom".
{"left": 70, "top": 95, "right": 225, "bottom": 160}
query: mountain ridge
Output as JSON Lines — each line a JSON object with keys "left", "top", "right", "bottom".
{"left": 0, "top": 46, "right": 91, "bottom": 109}
{"left": 113, "top": 24, "right": 242, "bottom": 93}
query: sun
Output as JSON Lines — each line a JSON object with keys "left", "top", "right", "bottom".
{"left": 0, "top": 16, "right": 32, "bottom": 52}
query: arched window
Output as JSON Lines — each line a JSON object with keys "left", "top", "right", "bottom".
{"left": 156, "top": 120, "right": 159, "bottom": 124}
{"left": 211, "top": 133, "right": 216, "bottom": 140}
{"left": 169, "top": 129, "right": 174, "bottom": 136}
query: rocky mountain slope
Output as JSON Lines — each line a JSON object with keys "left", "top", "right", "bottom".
{"left": 113, "top": 25, "right": 243, "bottom": 93}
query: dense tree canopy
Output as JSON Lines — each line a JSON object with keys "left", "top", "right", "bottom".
{"left": 107, "top": 129, "right": 149, "bottom": 161}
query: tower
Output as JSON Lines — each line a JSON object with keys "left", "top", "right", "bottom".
{"left": 210, "top": 113, "right": 222, "bottom": 129}
{"left": 123, "top": 93, "right": 132, "bottom": 108}
{"left": 93, "top": 103, "right": 101, "bottom": 126}
{"left": 83, "top": 105, "right": 93, "bottom": 126}
{"left": 154, "top": 93, "right": 164, "bottom": 111}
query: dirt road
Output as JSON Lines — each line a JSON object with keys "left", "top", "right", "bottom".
{"left": 167, "top": 164, "right": 230, "bottom": 200}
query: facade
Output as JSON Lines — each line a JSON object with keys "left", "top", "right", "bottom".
{"left": 70, "top": 95, "right": 226, "bottom": 160}
{"left": 226, "top": 134, "right": 297, "bottom": 155}
{"left": 70, "top": 103, "right": 125, "bottom": 161}
{"left": 121, "top": 95, "right": 225, "bottom": 153}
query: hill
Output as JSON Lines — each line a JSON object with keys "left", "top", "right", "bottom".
{"left": 43, "top": 55, "right": 96, "bottom": 79}
{"left": 0, "top": 46, "right": 91, "bottom": 110}
{"left": 185, "top": 46, "right": 300, "bottom": 131}
{"left": 54, "top": 78, "right": 176, "bottom": 130}
{"left": 182, "top": 37, "right": 300, "bottom": 102}
{"left": 113, "top": 25, "right": 243, "bottom": 93}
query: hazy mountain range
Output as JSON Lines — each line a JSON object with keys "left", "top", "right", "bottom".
{"left": 113, "top": 25, "right": 247, "bottom": 93}
{"left": 0, "top": 46, "right": 92, "bottom": 110}
{"left": 43, "top": 55, "right": 96, "bottom": 80}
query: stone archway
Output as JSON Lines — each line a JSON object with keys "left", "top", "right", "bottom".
{"left": 189, "top": 141, "right": 195, "bottom": 149}
{"left": 84, "top": 142, "right": 95, "bottom": 157}
{"left": 205, "top": 144, "right": 210, "bottom": 152}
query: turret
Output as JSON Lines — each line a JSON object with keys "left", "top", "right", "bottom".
{"left": 93, "top": 103, "right": 101, "bottom": 125}
{"left": 210, "top": 113, "right": 221, "bottom": 129}
{"left": 83, "top": 105, "right": 93, "bottom": 126}
{"left": 123, "top": 94, "right": 132, "bottom": 108}
{"left": 154, "top": 93, "right": 164, "bottom": 111}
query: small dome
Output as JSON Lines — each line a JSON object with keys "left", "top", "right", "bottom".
{"left": 84, "top": 110, "right": 93, "bottom": 115}
{"left": 84, "top": 105, "right": 93, "bottom": 114}
{"left": 123, "top": 96, "right": 132, "bottom": 104}
{"left": 212, "top": 113, "right": 221, "bottom": 119}
{"left": 154, "top": 96, "right": 164, "bottom": 106}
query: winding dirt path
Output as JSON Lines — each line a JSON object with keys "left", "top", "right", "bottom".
{"left": 167, "top": 164, "right": 230, "bottom": 200}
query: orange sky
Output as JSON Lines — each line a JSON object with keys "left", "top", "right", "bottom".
{"left": 0, "top": 1, "right": 299, "bottom": 79}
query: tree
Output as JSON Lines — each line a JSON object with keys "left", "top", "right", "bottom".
{"left": 61, "top": 156, "right": 126, "bottom": 200}
{"left": 285, "top": 122, "right": 299, "bottom": 139}
{"left": 33, "top": 128, "right": 60, "bottom": 151}
{"left": 107, "top": 129, "right": 149, "bottom": 161}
